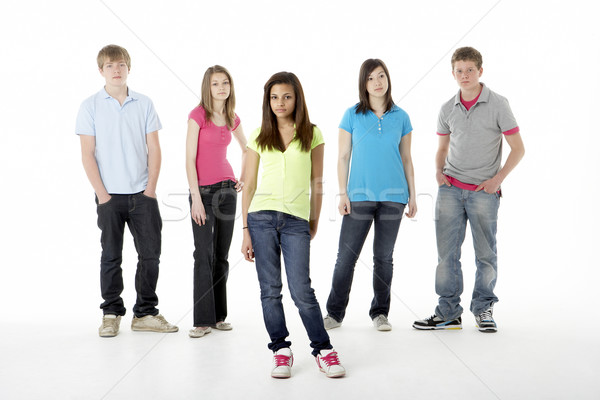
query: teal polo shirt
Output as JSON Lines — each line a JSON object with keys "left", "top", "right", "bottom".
{"left": 75, "top": 88, "right": 162, "bottom": 194}
{"left": 341, "top": 104, "right": 413, "bottom": 204}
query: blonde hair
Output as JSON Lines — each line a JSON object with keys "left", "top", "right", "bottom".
{"left": 200, "top": 65, "right": 236, "bottom": 129}
{"left": 97, "top": 44, "right": 131, "bottom": 70}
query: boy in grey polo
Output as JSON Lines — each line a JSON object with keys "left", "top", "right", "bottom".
{"left": 76, "top": 44, "right": 178, "bottom": 337}
{"left": 413, "top": 47, "right": 525, "bottom": 332}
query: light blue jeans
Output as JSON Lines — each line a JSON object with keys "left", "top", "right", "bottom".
{"left": 434, "top": 185, "right": 500, "bottom": 320}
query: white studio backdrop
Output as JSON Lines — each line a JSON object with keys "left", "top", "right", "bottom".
{"left": 0, "top": 0, "right": 598, "bottom": 342}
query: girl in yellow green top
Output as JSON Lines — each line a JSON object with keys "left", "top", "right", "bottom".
{"left": 241, "top": 72, "right": 345, "bottom": 379}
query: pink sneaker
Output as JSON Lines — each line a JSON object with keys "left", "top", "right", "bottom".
{"left": 271, "top": 348, "right": 293, "bottom": 378}
{"left": 316, "top": 349, "right": 346, "bottom": 378}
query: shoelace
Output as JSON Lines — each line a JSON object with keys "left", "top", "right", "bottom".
{"left": 479, "top": 310, "right": 493, "bottom": 322}
{"left": 320, "top": 351, "right": 341, "bottom": 367}
{"left": 274, "top": 355, "right": 291, "bottom": 367}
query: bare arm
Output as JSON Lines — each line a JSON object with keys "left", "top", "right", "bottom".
{"left": 144, "top": 131, "right": 161, "bottom": 198}
{"left": 476, "top": 132, "right": 525, "bottom": 193}
{"left": 185, "top": 120, "right": 204, "bottom": 223}
{"left": 337, "top": 128, "right": 352, "bottom": 215}
{"left": 436, "top": 134, "right": 451, "bottom": 186}
{"left": 309, "top": 143, "right": 325, "bottom": 239}
{"left": 185, "top": 119, "right": 207, "bottom": 225}
{"left": 232, "top": 124, "right": 248, "bottom": 192}
{"left": 241, "top": 149, "right": 260, "bottom": 262}
{"left": 80, "top": 135, "right": 111, "bottom": 204}
{"left": 399, "top": 132, "right": 417, "bottom": 218}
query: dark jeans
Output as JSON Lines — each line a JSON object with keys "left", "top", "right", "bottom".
{"left": 96, "top": 192, "right": 162, "bottom": 317}
{"left": 248, "top": 211, "right": 332, "bottom": 356}
{"left": 326, "top": 201, "right": 405, "bottom": 322}
{"left": 190, "top": 180, "right": 237, "bottom": 327}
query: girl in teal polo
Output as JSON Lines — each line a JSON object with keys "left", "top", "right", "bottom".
{"left": 324, "top": 59, "right": 417, "bottom": 332}
{"left": 241, "top": 72, "right": 345, "bottom": 379}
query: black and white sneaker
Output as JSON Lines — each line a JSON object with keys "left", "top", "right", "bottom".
{"left": 413, "top": 315, "right": 462, "bottom": 330}
{"left": 475, "top": 308, "right": 497, "bottom": 332}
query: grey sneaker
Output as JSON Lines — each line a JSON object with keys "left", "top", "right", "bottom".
{"left": 372, "top": 315, "right": 392, "bottom": 331}
{"left": 323, "top": 315, "right": 342, "bottom": 330}
{"left": 215, "top": 321, "right": 233, "bottom": 331}
{"left": 188, "top": 327, "right": 212, "bottom": 338}
{"left": 131, "top": 314, "right": 179, "bottom": 333}
{"left": 475, "top": 308, "right": 497, "bottom": 332}
{"left": 99, "top": 315, "right": 121, "bottom": 337}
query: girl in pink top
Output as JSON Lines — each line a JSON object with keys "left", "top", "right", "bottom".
{"left": 185, "top": 65, "right": 247, "bottom": 338}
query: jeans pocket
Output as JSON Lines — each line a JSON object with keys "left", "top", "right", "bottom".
{"left": 96, "top": 196, "right": 113, "bottom": 207}
{"left": 140, "top": 193, "right": 158, "bottom": 201}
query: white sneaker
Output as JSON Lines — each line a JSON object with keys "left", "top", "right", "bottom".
{"left": 131, "top": 314, "right": 178, "bottom": 333}
{"left": 99, "top": 315, "right": 121, "bottom": 337}
{"left": 373, "top": 314, "right": 392, "bottom": 331}
{"left": 316, "top": 349, "right": 346, "bottom": 378}
{"left": 215, "top": 321, "right": 233, "bottom": 331}
{"left": 271, "top": 348, "right": 293, "bottom": 379}
{"left": 188, "top": 327, "right": 212, "bottom": 338}
{"left": 323, "top": 315, "right": 342, "bottom": 330}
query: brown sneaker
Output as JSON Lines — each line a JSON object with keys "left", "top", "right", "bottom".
{"left": 99, "top": 315, "right": 121, "bottom": 337}
{"left": 131, "top": 314, "right": 178, "bottom": 333}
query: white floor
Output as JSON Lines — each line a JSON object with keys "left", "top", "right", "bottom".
{"left": 1, "top": 306, "right": 597, "bottom": 399}
{"left": 2, "top": 215, "right": 598, "bottom": 400}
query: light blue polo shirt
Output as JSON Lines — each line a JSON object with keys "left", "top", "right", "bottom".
{"left": 75, "top": 88, "right": 162, "bottom": 194}
{"left": 341, "top": 104, "right": 413, "bottom": 203}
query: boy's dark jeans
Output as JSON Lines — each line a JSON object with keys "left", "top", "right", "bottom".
{"left": 96, "top": 192, "right": 162, "bottom": 317}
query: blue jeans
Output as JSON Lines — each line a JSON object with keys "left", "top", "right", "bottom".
{"left": 96, "top": 192, "right": 162, "bottom": 317}
{"left": 434, "top": 185, "right": 500, "bottom": 320}
{"left": 189, "top": 180, "right": 237, "bottom": 326}
{"left": 326, "top": 201, "right": 405, "bottom": 322}
{"left": 247, "top": 211, "right": 332, "bottom": 356}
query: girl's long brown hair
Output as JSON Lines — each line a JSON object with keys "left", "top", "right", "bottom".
{"left": 356, "top": 59, "right": 394, "bottom": 115}
{"left": 256, "top": 71, "right": 314, "bottom": 152}
{"left": 199, "top": 65, "right": 237, "bottom": 129}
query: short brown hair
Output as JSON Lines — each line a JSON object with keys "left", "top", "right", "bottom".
{"left": 357, "top": 59, "right": 394, "bottom": 115}
{"left": 97, "top": 44, "right": 131, "bottom": 70}
{"left": 451, "top": 47, "right": 482, "bottom": 70}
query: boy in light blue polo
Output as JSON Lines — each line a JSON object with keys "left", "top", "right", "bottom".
{"left": 76, "top": 44, "right": 178, "bottom": 337}
{"left": 413, "top": 47, "right": 525, "bottom": 332}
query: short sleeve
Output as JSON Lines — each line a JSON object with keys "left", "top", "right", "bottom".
{"left": 247, "top": 127, "right": 261, "bottom": 154}
{"left": 145, "top": 99, "right": 162, "bottom": 134}
{"left": 497, "top": 98, "right": 519, "bottom": 135}
{"left": 188, "top": 106, "right": 206, "bottom": 129}
{"left": 401, "top": 111, "right": 413, "bottom": 137}
{"left": 339, "top": 106, "right": 356, "bottom": 133}
{"left": 233, "top": 113, "right": 241, "bottom": 131}
{"left": 436, "top": 106, "right": 451, "bottom": 135}
{"left": 311, "top": 126, "right": 325, "bottom": 149}
{"left": 75, "top": 99, "right": 95, "bottom": 136}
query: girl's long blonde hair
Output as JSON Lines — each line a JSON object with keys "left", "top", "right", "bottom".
{"left": 199, "top": 65, "right": 236, "bottom": 129}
